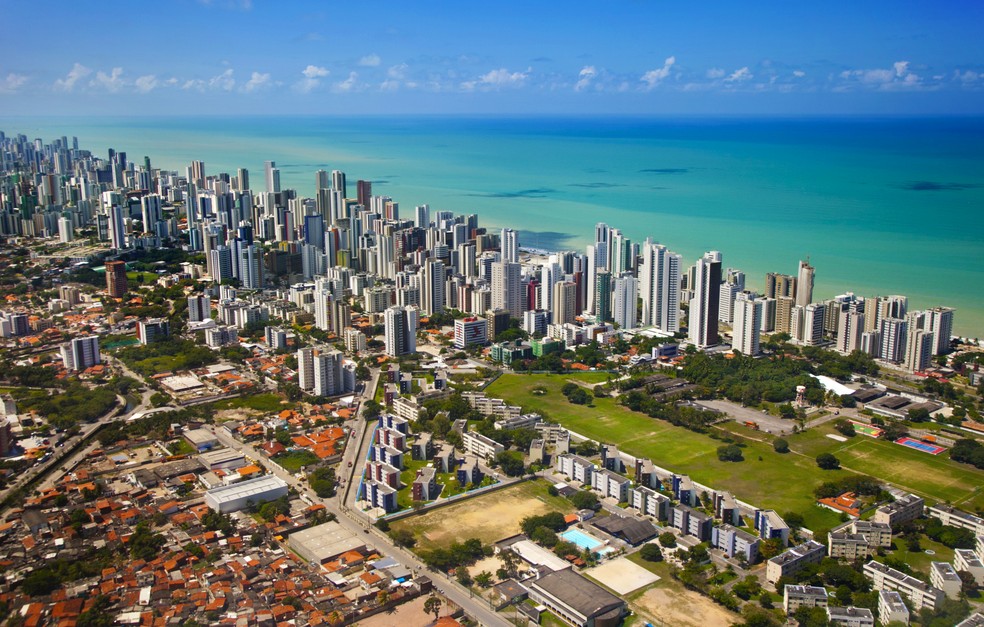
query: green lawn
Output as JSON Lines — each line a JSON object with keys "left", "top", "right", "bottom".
{"left": 879, "top": 535, "right": 955, "bottom": 576}
{"left": 276, "top": 450, "right": 319, "bottom": 472}
{"left": 484, "top": 375, "right": 865, "bottom": 534}
{"left": 211, "top": 393, "right": 292, "bottom": 413}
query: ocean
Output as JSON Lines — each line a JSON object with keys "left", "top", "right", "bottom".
{"left": 4, "top": 115, "right": 984, "bottom": 337}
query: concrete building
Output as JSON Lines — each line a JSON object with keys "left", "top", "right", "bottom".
{"left": 711, "top": 524, "right": 760, "bottom": 563}
{"left": 204, "top": 475, "right": 289, "bottom": 513}
{"left": 453, "top": 316, "right": 488, "bottom": 348}
{"left": 783, "top": 585, "right": 828, "bottom": 614}
{"left": 60, "top": 335, "right": 101, "bottom": 371}
{"left": 461, "top": 430, "right": 505, "bottom": 461}
{"left": 828, "top": 533, "right": 873, "bottom": 560}
{"left": 384, "top": 305, "right": 418, "bottom": 357}
{"left": 671, "top": 504, "right": 713, "bottom": 541}
{"left": 873, "top": 493, "right": 924, "bottom": 527}
{"left": 929, "top": 561, "right": 963, "bottom": 599}
{"left": 527, "top": 568, "right": 626, "bottom": 627}
{"left": 877, "top": 590, "right": 909, "bottom": 626}
{"left": 928, "top": 503, "right": 984, "bottom": 536}
{"left": 766, "top": 541, "right": 825, "bottom": 584}
{"left": 826, "top": 606, "right": 874, "bottom": 627}
{"left": 590, "top": 468, "right": 631, "bottom": 503}
{"left": 556, "top": 453, "right": 595, "bottom": 485}
{"left": 629, "top": 486, "right": 670, "bottom": 521}
{"left": 955, "top": 548, "right": 984, "bottom": 585}
{"left": 105, "top": 259, "right": 128, "bottom": 297}
{"left": 863, "top": 560, "right": 944, "bottom": 612}
{"left": 288, "top": 521, "right": 366, "bottom": 565}
{"left": 688, "top": 251, "right": 722, "bottom": 348}
{"left": 412, "top": 467, "right": 439, "bottom": 501}
{"left": 754, "top": 509, "right": 790, "bottom": 546}
{"left": 731, "top": 292, "right": 762, "bottom": 355}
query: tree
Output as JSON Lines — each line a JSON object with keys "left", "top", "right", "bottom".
{"left": 640, "top": 543, "right": 663, "bottom": 562}
{"left": 717, "top": 444, "right": 744, "bottom": 462}
{"left": 390, "top": 528, "right": 416, "bottom": 548}
{"left": 362, "top": 399, "right": 383, "bottom": 420}
{"left": 474, "top": 571, "right": 494, "bottom": 588}
{"left": 658, "top": 532, "right": 677, "bottom": 548}
{"left": 773, "top": 438, "right": 789, "bottom": 454}
{"left": 568, "top": 490, "right": 599, "bottom": 510}
{"left": 423, "top": 596, "right": 442, "bottom": 621}
{"left": 495, "top": 450, "right": 526, "bottom": 477}
{"left": 816, "top": 452, "right": 840, "bottom": 470}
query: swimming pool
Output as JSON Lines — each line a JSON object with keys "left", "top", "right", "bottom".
{"left": 560, "top": 529, "right": 614, "bottom": 554}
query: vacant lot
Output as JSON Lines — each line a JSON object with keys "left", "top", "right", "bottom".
{"left": 623, "top": 553, "right": 740, "bottom": 627}
{"left": 390, "top": 479, "right": 575, "bottom": 552}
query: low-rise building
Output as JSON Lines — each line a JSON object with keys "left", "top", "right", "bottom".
{"left": 826, "top": 606, "right": 874, "bottom": 627}
{"left": 928, "top": 504, "right": 984, "bottom": 536}
{"left": 714, "top": 491, "right": 741, "bottom": 526}
{"left": 672, "top": 474, "right": 696, "bottom": 507}
{"left": 629, "top": 486, "right": 670, "bottom": 521}
{"left": 527, "top": 568, "right": 627, "bottom": 627}
{"left": 412, "top": 467, "right": 439, "bottom": 502}
{"left": 671, "top": 504, "right": 713, "bottom": 542}
{"left": 863, "top": 560, "right": 944, "bottom": 612}
{"left": 590, "top": 468, "right": 630, "bottom": 503}
{"left": 877, "top": 590, "right": 909, "bottom": 626}
{"left": 457, "top": 456, "right": 483, "bottom": 486}
{"left": 955, "top": 548, "right": 984, "bottom": 585}
{"left": 412, "top": 433, "right": 433, "bottom": 460}
{"left": 362, "top": 480, "right": 397, "bottom": 512}
{"left": 556, "top": 453, "right": 595, "bottom": 485}
{"left": 766, "top": 541, "right": 825, "bottom": 584}
{"left": 711, "top": 524, "right": 760, "bottom": 563}
{"left": 828, "top": 533, "right": 873, "bottom": 560}
{"left": 872, "top": 493, "right": 924, "bottom": 527}
{"left": 956, "top": 613, "right": 984, "bottom": 627}
{"left": 929, "top": 561, "right": 963, "bottom": 599}
{"left": 754, "top": 509, "right": 790, "bottom": 546}
{"left": 783, "top": 585, "right": 828, "bottom": 614}
{"left": 462, "top": 430, "right": 504, "bottom": 461}
{"left": 204, "top": 475, "right": 289, "bottom": 513}
{"left": 184, "top": 428, "right": 219, "bottom": 452}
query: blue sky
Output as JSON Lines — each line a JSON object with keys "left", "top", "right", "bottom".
{"left": 2, "top": 0, "right": 983, "bottom": 115}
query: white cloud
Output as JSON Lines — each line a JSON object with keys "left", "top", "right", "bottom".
{"left": 135, "top": 74, "right": 158, "bottom": 93}
{"left": 302, "top": 65, "right": 329, "bottom": 78}
{"left": 243, "top": 71, "right": 271, "bottom": 92}
{"left": 640, "top": 56, "right": 676, "bottom": 90}
{"left": 91, "top": 67, "right": 124, "bottom": 92}
{"left": 209, "top": 68, "right": 236, "bottom": 91}
{"left": 706, "top": 68, "right": 725, "bottom": 79}
{"left": 334, "top": 71, "right": 361, "bottom": 92}
{"left": 388, "top": 63, "right": 408, "bottom": 79}
{"left": 792, "top": 70, "right": 806, "bottom": 78}
{"left": 462, "top": 67, "right": 530, "bottom": 91}
{"left": 955, "top": 70, "right": 981, "bottom": 83}
{"left": 0, "top": 73, "right": 28, "bottom": 93}
{"left": 54, "top": 63, "right": 91, "bottom": 91}
{"left": 574, "top": 65, "right": 597, "bottom": 91}
{"left": 358, "top": 54, "right": 381, "bottom": 67}
{"left": 725, "top": 67, "right": 753, "bottom": 82}
{"left": 894, "top": 61, "right": 910, "bottom": 78}
{"left": 840, "top": 60, "right": 922, "bottom": 90}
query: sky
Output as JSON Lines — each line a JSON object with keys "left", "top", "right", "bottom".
{"left": 1, "top": 0, "right": 983, "bottom": 116}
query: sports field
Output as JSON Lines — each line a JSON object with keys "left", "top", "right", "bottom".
{"left": 850, "top": 421, "right": 883, "bottom": 438}
{"left": 487, "top": 373, "right": 984, "bottom": 530}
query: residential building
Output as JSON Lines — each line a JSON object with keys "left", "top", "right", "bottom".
{"left": 137, "top": 318, "right": 170, "bottom": 345}
{"left": 612, "top": 275, "right": 637, "bottom": 329}
{"left": 732, "top": 292, "right": 762, "bottom": 355}
{"left": 461, "top": 430, "right": 504, "bottom": 461}
{"left": 363, "top": 480, "right": 397, "bottom": 512}
{"left": 671, "top": 504, "right": 713, "bottom": 541}
{"left": 590, "top": 468, "right": 631, "bottom": 503}
{"left": 711, "top": 524, "right": 760, "bottom": 563}
{"left": 828, "top": 533, "right": 872, "bottom": 560}
{"left": 188, "top": 294, "right": 211, "bottom": 323}
{"left": 754, "top": 509, "right": 790, "bottom": 546}
{"left": 797, "top": 259, "right": 815, "bottom": 307}
{"left": 364, "top": 461, "right": 401, "bottom": 489}
{"left": 457, "top": 456, "right": 483, "bottom": 486}
{"left": 863, "top": 560, "right": 944, "bottom": 612}
{"left": 872, "top": 493, "right": 924, "bottom": 527}
{"left": 766, "top": 541, "right": 825, "bottom": 584}
{"left": 629, "top": 486, "right": 670, "bottom": 521}
{"left": 204, "top": 326, "right": 239, "bottom": 348}
{"left": 412, "top": 467, "right": 439, "bottom": 501}
{"left": 955, "top": 548, "right": 984, "bottom": 585}
{"left": 929, "top": 561, "right": 963, "bottom": 599}
{"left": 105, "top": 259, "right": 128, "bottom": 297}
{"left": 453, "top": 316, "right": 488, "bottom": 349}
{"left": 783, "top": 585, "right": 828, "bottom": 614}
{"left": 928, "top": 504, "right": 984, "bottom": 536}
{"left": 60, "top": 335, "right": 101, "bottom": 371}
{"left": 826, "top": 606, "right": 874, "bottom": 627}
{"left": 639, "top": 242, "right": 681, "bottom": 332}
{"left": 672, "top": 474, "right": 697, "bottom": 507}
{"left": 877, "top": 591, "right": 909, "bottom": 626}
{"left": 556, "top": 454, "right": 595, "bottom": 485}
{"left": 688, "top": 251, "right": 722, "bottom": 348}
{"left": 491, "top": 260, "right": 523, "bottom": 318}
{"left": 384, "top": 305, "right": 418, "bottom": 357}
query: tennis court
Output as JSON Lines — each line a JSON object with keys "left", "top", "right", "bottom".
{"left": 850, "top": 421, "right": 883, "bottom": 438}
{"left": 895, "top": 437, "right": 945, "bottom": 455}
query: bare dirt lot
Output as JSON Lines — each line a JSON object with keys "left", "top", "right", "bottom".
{"left": 632, "top": 586, "right": 739, "bottom": 627}
{"left": 390, "top": 480, "right": 575, "bottom": 551}
{"left": 358, "top": 594, "right": 456, "bottom": 627}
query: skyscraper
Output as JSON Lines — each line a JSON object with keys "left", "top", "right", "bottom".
{"left": 731, "top": 293, "right": 762, "bottom": 356}
{"left": 384, "top": 305, "right": 418, "bottom": 357}
{"left": 926, "top": 307, "right": 954, "bottom": 355}
{"left": 501, "top": 228, "right": 519, "bottom": 263}
{"left": 796, "top": 259, "right": 815, "bottom": 307}
{"left": 688, "top": 251, "right": 722, "bottom": 348}
{"left": 420, "top": 258, "right": 446, "bottom": 316}
{"left": 594, "top": 270, "right": 612, "bottom": 323}
{"left": 60, "top": 335, "right": 101, "bottom": 372}
{"left": 105, "top": 260, "right": 128, "bottom": 298}
{"left": 904, "top": 328, "right": 934, "bottom": 373}
{"left": 108, "top": 204, "right": 126, "bottom": 249}
{"left": 296, "top": 347, "right": 315, "bottom": 391}
{"left": 491, "top": 261, "right": 523, "bottom": 318}
{"left": 188, "top": 294, "right": 211, "bottom": 323}
{"left": 552, "top": 280, "right": 577, "bottom": 326}
{"left": 264, "top": 160, "right": 280, "bottom": 194}
{"left": 639, "top": 242, "right": 682, "bottom": 333}
{"left": 612, "top": 275, "right": 638, "bottom": 330}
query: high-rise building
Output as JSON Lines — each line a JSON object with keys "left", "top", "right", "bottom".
{"left": 105, "top": 260, "right": 128, "bottom": 298}
{"left": 926, "top": 307, "right": 954, "bottom": 355}
{"left": 836, "top": 310, "right": 865, "bottom": 354}
{"left": 453, "top": 317, "right": 488, "bottom": 349}
{"left": 612, "top": 275, "right": 637, "bottom": 329}
{"left": 639, "top": 242, "right": 682, "bottom": 333}
{"left": 552, "top": 280, "right": 577, "bottom": 326}
{"left": 792, "top": 303, "right": 826, "bottom": 346}
{"left": 140, "top": 194, "right": 163, "bottom": 232}
{"left": 58, "top": 216, "right": 73, "bottom": 243}
{"left": 331, "top": 170, "right": 347, "bottom": 196}
{"left": 384, "top": 306, "right": 418, "bottom": 357}
{"left": 732, "top": 293, "right": 763, "bottom": 356}
{"left": 238, "top": 243, "right": 263, "bottom": 289}
{"left": 60, "top": 335, "right": 101, "bottom": 372}
{"left": 491, "top": 261, "right": 523, "bottom": 319}
{"left": 296, "top": 347, "right": 315, "bottom": 391}
{"left": 314, "top": 349, "right": 345, "bottom": 397}
{"left": 688, "top": 251, "right": 722, "bottom": 348}
{"left": 501, "top": 228, "right": 519, "bottom": 263}
{"left": 138, "top": 318, "right": 170, "bottom": 345}
{"left": 414, "top": 204, "right": 430, "bottom": 228}
{"left": 765, "top": 272, "right": 797, "bottom": 300}
{"left": 775, "top": 296, "right": 795, "bottom": 335}
{"left": 904, "top": 328, "right": 934, "bottom": 373}
{"left": 594, "top": 270, "right": 612, "bottom": 323}
{"left": 264, "top": 160, "right": 280, "bottom": 194}
{"left": 420, "top": 258, "right": 446, "bottom": 316}
{"left": 108, "top": 204, "right": 126, "bottom": 249}
{"left": 796, "top": 260, "right": 815, "bottom": 307}
{"left": 879, "top": 295, "right": 908, "bottom": 321}
{"left": 188, "top": 294, "right": 211, "bottom": 323}
{"left": 879, "top": 317, "right": 908, "bottom": 363}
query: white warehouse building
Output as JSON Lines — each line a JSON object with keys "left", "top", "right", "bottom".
{"left": 204, "top": 475, "right": 289, "bottom": 513}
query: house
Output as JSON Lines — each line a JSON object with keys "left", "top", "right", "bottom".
{"left": 784, "top": 585, "right": 828, "bottom": 614}
{"left": 527, "top": 568, "right": 626, "bottom": 627}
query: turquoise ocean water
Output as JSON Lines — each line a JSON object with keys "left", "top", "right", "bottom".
{"left": 4, "top": 115, "right": 983, "bottom": 337}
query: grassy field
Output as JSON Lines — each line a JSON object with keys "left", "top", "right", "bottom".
{"left": 276, "top": 450, "right": 319, "bottom": 472}
{"left": 880, "top": 535, "right": 955, "bottom": 576}
{"left": 488, "top": 373, "right": 984, "bottom": 533}
{"left": 211, "top": 393, "right": 292, "bottom": 413}
{"left": 390, "top": 479, "right": 574, "bottom": 552}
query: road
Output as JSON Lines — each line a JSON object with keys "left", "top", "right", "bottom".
{"left": 207, "top": 424, "right": 510, "bottom": 627}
